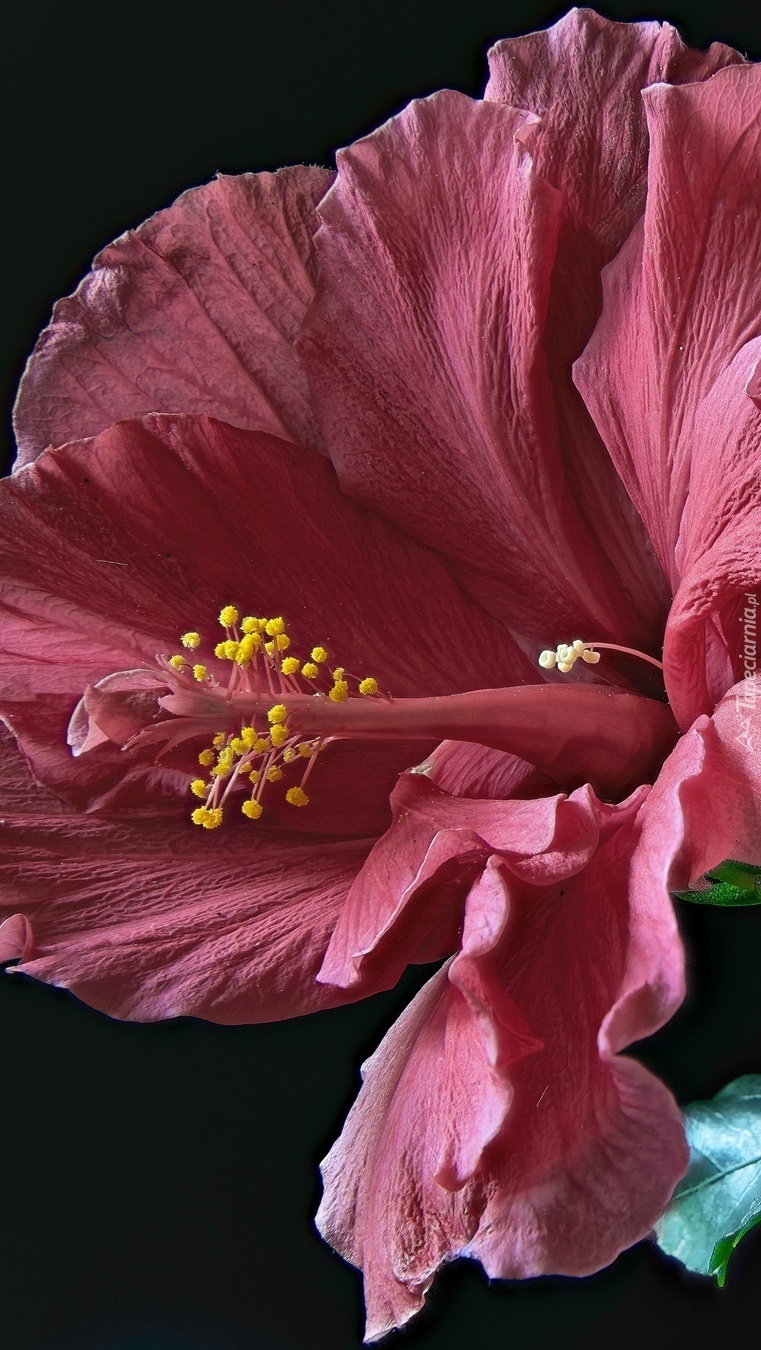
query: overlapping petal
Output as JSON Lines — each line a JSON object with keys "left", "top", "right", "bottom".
{"left": 318, "top": 775, "right": 687, "bottom": 1339}
{"left": 13, "top": 168, "right": 333, "bottom": 466}
{"left": 0, "top": 729, "right": 372, "bottom": 1023}
{"left": 484, "top": 9, "right": 741, "bottom": 645}
{"left": 318, "top": 768, "right": 603, "bottom": 993}
{"left": 485, "top": 8, "right": 742, "bottom": 253}
{"left": 299, "top": 89, "right": 656, "bottom": 649}
{"left": 574, "top": 65, "right": 761, "bottom": 725}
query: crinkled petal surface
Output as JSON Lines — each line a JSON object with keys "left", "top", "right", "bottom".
{"left": 0, "top": 413, "right": 533, "bottom": 813}
{"left": 483, "top": 9, "right": 742, "bottom": 646}
{"left": 574, "top": 65, "right": 761, "bottom": 726}
{"left": 318, "top": 771, "right": 687, "bottom": 1340}
{"left": 299, "top": 89, "right": 658, "bottom": 649}
{"left": 485, "top": 8, "right": 743, "bottom": 253}
{"left": 13, "top": 168, "right": 334, "bottom": 466}
{"left": 0, "top": 729, "right": 372, "bottom": 1023}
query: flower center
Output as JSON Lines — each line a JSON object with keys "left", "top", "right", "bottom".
{"left": 137, "top": 606, "right": 386, "bottom": 828}
{"left": 84, "top": 606, "right": 679, "bottom": 829}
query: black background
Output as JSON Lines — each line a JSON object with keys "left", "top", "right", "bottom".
{"left": 2, "top": 2, "right": 761, "bottom": 1347}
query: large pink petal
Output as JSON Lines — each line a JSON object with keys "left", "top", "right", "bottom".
{"left": 463, "top": 802, "right": 686, "bottom": 1279}
{"left": 574, "top": 66, "right": 761, "bottom": 724}
{"left": 484, "top": 10, "right": 740, "bottom": 647}
{"left": 0, "top": 729, "right": 372, "bottom": 1023}
{"left": 13, "top": 168, "right": 333, "bottom": 467}
{"left": 299, "top": 89, "right": 654, "bottom": 649}
{"left": 318, "top": 795, "right": 686, "bottom": 1339}
{"left": 0, "top": 413, "right": 531, "bottom": 809}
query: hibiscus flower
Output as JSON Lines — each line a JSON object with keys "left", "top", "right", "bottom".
{"left": 1, "top": 7, "right": 760, "bottom": 1340}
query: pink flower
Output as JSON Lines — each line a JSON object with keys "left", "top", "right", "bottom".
{"left": 1, "top": 7, "right": 760, "bottom": 1339}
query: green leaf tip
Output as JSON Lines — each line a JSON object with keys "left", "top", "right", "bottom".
{"left": 709, "top": 1213, "right": 761, "bottom": 1287}
{"left": 673, "top": 858, "right": 761, "bottom": 907}
{"left": 655, "top": 1076, "right": 761, "bottom": 1284}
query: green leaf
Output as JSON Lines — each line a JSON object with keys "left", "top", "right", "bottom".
{"left": 673, "top": 858, "right": 761, "bottom": 906}
{"left": 709, "top": 1213, "right": 761, "bottom": 1287}
{"left": 655, "top": 1076, "right": 761, "bottom": 1283}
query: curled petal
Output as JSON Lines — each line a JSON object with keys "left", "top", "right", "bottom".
{"left": 318, "top": 770, "right": 611, "bottom": 992}
{"left": 319, "top": 793, "right": 686, "bottom": 1338}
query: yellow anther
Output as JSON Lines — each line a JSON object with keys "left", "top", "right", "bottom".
{"left": 190, "top": 778, "right": 208, "bottom": 798}
{"left": 267, "top": 766, "right": 283, "bottom": 783}
{"left": 253, "top": 736, "right": 270, "bottom": 754}
{"left": 282, "top": 747, "right": 297, "bottom": 763}
{"left": 240, "top": 616, "right": 259, "bottom": 634}
{"left": 212, "top": 747, "right": 234, "bottom": 776}
{"left": 249, "top": 769, "right": 261, "bottom": 784}
{"left": 168, "top": 654, "right": 186, "bottom": 670}
{"left": 235, "top": 633, "right": 259, "bottom": 666}
{"left": 242, "top": 799, "right": 264, "bottom": 820}
{"left": 198, "top": 748, "right": 215, "bottom": 766}
{"left": 275, "top": 633, "right": 290, "bottom": 651}
{"left": 214, "top": 642, "right": 227, "bottom": 659}
{"left": 240, "top": 726, "right": 257, "bottom": 750}
{"left": 264, "top": 641, "right": 275, "bottom": 657}
{"left": 223, "top": 639, "right": 239, "bottom": 660}
{"left": 281, "top": 656, "right": 300, "bottom": 675}
{"left": 181, "top": 631, "right": 201, "bottom": 649}
{"left": 332, "top": 667, "right": 345, "bottom": 680}
{"left": 193, "top": 664, "right": 208, "bottom": 682}
{"left": 311, "top": 646, "right": 328, "bottom": 664}
{"left": 229, "top": 737, "right": 246, "bottom": 756}
{"left": 298, "top": 742, "right": 314, "bottom": 757}
{"left": 301, "top": 662, "right": 319, "bottom": 679}
{"left": 265, "top": 616, "right": 285, "bottom": 636}
{"left": 285, "top": 786, "right": 310, "bottom": 807}
{"left": 329, "top": 680, "right": 349, "bottom": 703}
{"left": 359, "top": 677, "right": 378, "bottom": 696}
{"left": 191, "top": 806, "right": 223, "bottom": 829}
{"left": 219, "top": 605, "right": 239, "bottom": 628}
{"left": 212, "top": 732, "right": 226, "bottom": 748}
{"left": 267, "top": 704, "right": 289, "bottom": 725}
{"left": 270, "top": 724, "right": 288, "bottom": 747}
